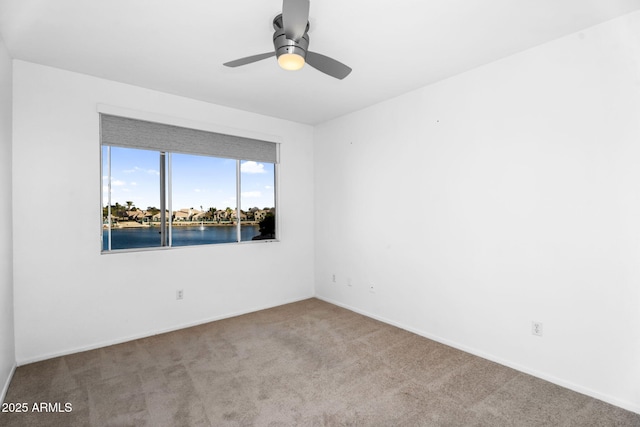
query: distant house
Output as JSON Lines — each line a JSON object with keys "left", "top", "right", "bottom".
{"left": 172, "top": 210, "right": 191, "bottom": 221}
{"left": 219, "top": 210, "right": 232, "bottom": 222}
{"left": 152, "top": 210, "right": 170, "bottom": 222}
{"left": 254, "top": 209, "right": 274, "bottom": 223}
{"left": 142, "top": 212, "right": 153, "bottom": 223}
{"left": 211, "top": 210, "right": 226, "bottom": 222}
{"left": 231, "top": 209, "right": 247, "bottom": 222}
{"left": 126, "top": 210, "right": 145, "bottom": 221}
{"left": 254, "top": 210, "right": 267, "bottom": 222}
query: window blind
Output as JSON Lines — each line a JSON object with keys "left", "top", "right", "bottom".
{"left": 100, "top": 114, "right": 278, "bottom": 163}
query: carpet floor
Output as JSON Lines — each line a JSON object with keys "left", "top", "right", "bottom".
{"left": 1, "top": 298, "right": 638, "bottom": 426}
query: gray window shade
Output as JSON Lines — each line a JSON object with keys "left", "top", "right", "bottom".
{"left": 100, "top": 114, "right": 278, "bottom": 163}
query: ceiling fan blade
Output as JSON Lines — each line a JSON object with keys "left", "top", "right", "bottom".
{"left": 282, "top": 0, "right": 310, "bottom": 40}
{"left": 305, "top": 51, "right": 352, "bottom": 80}
{"left": 223, "top": 52, "right": 275, "bottom": 67}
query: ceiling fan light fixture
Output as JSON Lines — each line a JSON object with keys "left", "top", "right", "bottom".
{"left": 278, "top": 53, "right": 305, "bottom": 71}
{"left": 273, "top": 25, "right": 309, "bottom": 72}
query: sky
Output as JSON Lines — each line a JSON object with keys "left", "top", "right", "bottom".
{"left": 102, "top": 147, "right": 275, "bottom": 212}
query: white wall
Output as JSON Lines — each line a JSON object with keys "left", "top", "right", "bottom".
{"left": 315, "top": 11, "right": 640, "bottom": 413}
{"left": 0, "top": 36, "right": 15, "bottom": 401}
{"left": 12, "top": 61, "right": 315, "bottom": 363}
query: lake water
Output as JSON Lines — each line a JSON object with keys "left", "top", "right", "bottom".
{"left": 103, "top": 225, "right": 260, "bottom": 250}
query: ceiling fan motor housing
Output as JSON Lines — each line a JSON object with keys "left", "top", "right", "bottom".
{"left": 272, "top": 14, "right": 309, "bottom": 60}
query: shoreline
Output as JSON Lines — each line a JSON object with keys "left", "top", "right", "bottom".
{"left": 103, "top": 221, "right": 259, "bottom": 229}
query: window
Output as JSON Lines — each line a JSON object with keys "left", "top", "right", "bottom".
{"left": 101, "top": 114, "right": 278, "bottom": 252}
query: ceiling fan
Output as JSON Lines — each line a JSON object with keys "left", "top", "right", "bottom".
{"left": 223, "top": 0, "right": 352, "bottom": 80}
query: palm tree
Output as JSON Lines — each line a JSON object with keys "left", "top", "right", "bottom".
{"left": 113, "top": 202, "right": 126, "bottom": 220}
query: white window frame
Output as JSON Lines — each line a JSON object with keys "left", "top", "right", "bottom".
{"left": 99, "top": 108, "right": 280, "bottom": 253}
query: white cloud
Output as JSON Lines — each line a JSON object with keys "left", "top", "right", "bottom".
{"left": 123, "top": 166, "right": 159, "bottom": 176}
{"left": 241, "top": 191, "right": 262, "bottom": 198}
{"left": 112, "top": 179, "right": 126, "bottom": 186}
{"left": 241, "top": 161, "right": 266, "bottom": 174}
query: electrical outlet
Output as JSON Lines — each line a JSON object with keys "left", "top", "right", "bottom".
{"left": 347, "top": 277, "right": 352, "bottom": 287}
{"left": 532, "top": 321, "right": 543, "bottom": 337}
{"left": 332, "top": 274, "right": 336, "bottom": 283}
{"left": 369, "top": 284, "right": 375, "bottom": 294}
{"left": 176, "top": 289, "right": 184, "bottom": 300}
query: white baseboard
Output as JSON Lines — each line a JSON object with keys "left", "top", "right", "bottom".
{"left": 1, "top": 362, "right": 16, "bottom": 404}
{"left": 314, "top": 295, "right": 640, "bottom": 415}
{"left": 16, "top": 294, "right": 314, "bottom": 366}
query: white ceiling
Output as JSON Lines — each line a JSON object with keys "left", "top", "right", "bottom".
{"left": 1, "top": 0, "right": 639, "bottom": 125}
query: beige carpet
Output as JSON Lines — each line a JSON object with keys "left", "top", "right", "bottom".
{"left": 1, "top": 298, "right": 638, "bottom": 426}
